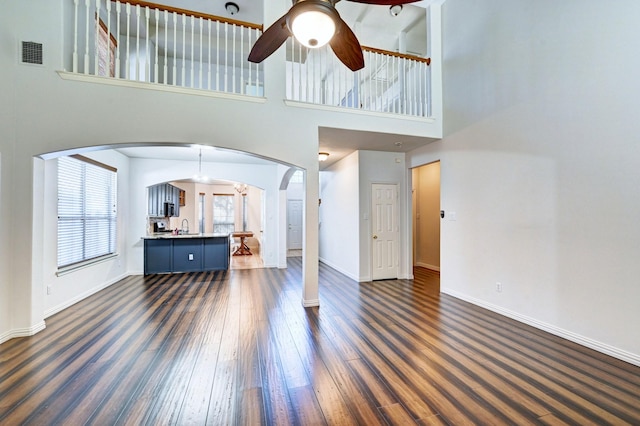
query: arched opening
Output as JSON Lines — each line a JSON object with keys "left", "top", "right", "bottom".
{"left": 34, "top": 143, "right": 307, "bottom": 317}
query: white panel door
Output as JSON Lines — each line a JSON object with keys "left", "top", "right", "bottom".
{"left": 287, "top": 200, "right": 303, "bottom": 250}
{"left": 371, "top": 183, "right": 398, "bottom": 280}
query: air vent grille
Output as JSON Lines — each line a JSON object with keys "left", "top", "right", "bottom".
{"left": 22, "top": 41, "right": 43, "bottom": 65}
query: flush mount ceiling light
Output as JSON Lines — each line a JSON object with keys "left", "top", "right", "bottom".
{"left": 318, "top": 152, "right": 330, "bottom": 161}
{"left": 225, "top": 2, "right": 239, "bottom": 15}
{"left": 389, "top": 4, "right": 403, "bottom": 16}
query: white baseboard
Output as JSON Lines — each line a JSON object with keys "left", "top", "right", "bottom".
{"left": 318, "top": 257, "right": 361, "bottom": 282}
{"left": 0, "top": 321, "right": 46, "bottom": 345}
{"left": 44, "top": 273, "right": 128, "bottom": 319}
{"left": 415, "top": 262, "right": 440, "bottom": 272}
{"left": 442, "top": 287, "right": 640, "bottom": 367}
{"left": 302, "top": 298, "right": 320, "bottom": 307}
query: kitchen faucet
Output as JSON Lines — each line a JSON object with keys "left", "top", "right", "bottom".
{"left": 181, "top": 218, "right": 189, "bottom": 234}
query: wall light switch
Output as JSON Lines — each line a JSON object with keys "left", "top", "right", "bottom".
{"left": 188, "top": 253, "right": 194, "bottom": 261}
{"left": 449, "top": 211, "right": 457, "bottom": 221}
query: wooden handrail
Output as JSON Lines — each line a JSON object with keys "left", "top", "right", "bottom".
{"left": 111, "top": 0, "right": 263, "bottom": 31}
{"left": 362, "top": 46, "right": 431, "bottom": 65}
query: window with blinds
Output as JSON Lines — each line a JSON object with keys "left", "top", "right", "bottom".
{"left": 57, "top": 155, "right": 117, "bottom": 269}
{"left": 213, "top": 194, "right": 235, "bottom": 234}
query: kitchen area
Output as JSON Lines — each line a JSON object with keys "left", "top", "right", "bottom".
{"left": 143, "top": 180, "right": 264, "bottom": 275}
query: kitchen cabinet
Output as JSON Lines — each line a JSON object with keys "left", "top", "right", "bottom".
{"left": 144, "top": 239, "right": 173, "bottom": 274}
{"left": 147, "top": 183, "right": 182, "bottom": 217}
{"left": 143, "top": 235, "right": 230, "bottom": 275}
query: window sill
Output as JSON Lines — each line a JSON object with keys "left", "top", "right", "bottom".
{"left": 56, "top": 253, "right": 119, "bottom": 277}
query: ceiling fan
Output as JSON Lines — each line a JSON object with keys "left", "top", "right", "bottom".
{"left": 247, "top": 0, "right": 420, "bottom": 72}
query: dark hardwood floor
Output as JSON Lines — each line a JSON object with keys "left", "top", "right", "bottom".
{"left": 1, "top": 260, "right": 639, "bottom": 425}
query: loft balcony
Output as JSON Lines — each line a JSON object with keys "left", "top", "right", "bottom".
{"left": 65, "top": 0, "right": 433, "bottom": 119}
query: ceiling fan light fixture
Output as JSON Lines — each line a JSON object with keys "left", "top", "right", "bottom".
{"left": 288, "top": 1, "right": 338, "bottom": 49}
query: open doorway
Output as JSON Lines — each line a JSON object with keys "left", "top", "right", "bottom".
{"left": 412, "top": 161, "right": 440, "bottom": 293}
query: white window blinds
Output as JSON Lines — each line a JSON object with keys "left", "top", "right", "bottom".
{"left": 57, "top": 155, "right": 117, "bottom": 268}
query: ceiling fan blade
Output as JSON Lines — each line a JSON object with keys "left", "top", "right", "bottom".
{"left": 330, "top": 18, "right": 365, "bottom": 71}
{"left": 248, "top": 14, "right": 291, "bottom": 64}
{"left": 347, "top": 0, "right": 420, "bottom": 5}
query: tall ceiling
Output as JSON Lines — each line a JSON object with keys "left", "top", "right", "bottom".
{"left": 114, "top": 1, "right": 439, "bottom": 169}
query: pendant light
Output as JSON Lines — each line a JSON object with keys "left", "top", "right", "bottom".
{"left": 193, "top": 148, "right": 209, "bottom": 182}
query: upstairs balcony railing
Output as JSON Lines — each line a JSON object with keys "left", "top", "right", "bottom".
{"left": 70, "top": 0, "right": 431, "bottom": 117}
{"left": 286, "top": 41, "right": 431, "bottom": 117}
{"left": 71, "top": 0, "right": 264, "bottom": 95}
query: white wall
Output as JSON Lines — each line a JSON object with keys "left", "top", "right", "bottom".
{"left": 41, "top": 151, "right": 130, "bottom": 316}
{"left": 319, "top": 152, "right": 360, "bottom": 280}
{"left": 408, "top": 0, "right": 640, "bottom": 364}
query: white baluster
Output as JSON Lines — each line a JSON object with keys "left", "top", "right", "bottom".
{"left": 224, "top": 22, "right": 228, "bottom": 93}
{"left": 154, "top": 8, "right": 159, "bottom": 83}
{"left": 246, "top": 27, "right": 251, "bottom": 95}
{"left": 240, "top": 26, "right": 244, "bottom": 95}
{"left": 256, "top": 27, "right": 261, "bottom": 96}
{"left": 125, "top": 3, "right": 130, "bottom": 79}
{"left": 84, "top": 0, "right": 90, "bottom": 74}
{"left": 199, "top": 17, "right": 203, "bottom": 89}
{"left": 190, "top": 15, "right": 195, "bottom": 88}
{"left": 232, "top": 24, "right": 236, "bottom": 94}
{"left": 172, "top": 12, "right": 177, "bottom": 85}
{"left": 163, "top": 10, "right": 168, "bottom": 84}
{"left": 115, "top": 2, "right": 121, "bottom": 78}
{"left": 216, "top": 21, "right": 220, "bottom": 91}
{"left": 181, "top": 14, "right": 186, "bottom": 87}
{"left": 94, "top": 0, "right": 100, "bottom": 76}
{"left": 135, "top": 5, "right": 140, "bottom": 80}
{"left": 145, "top": 7, "right": 150, "bottom": 82}
{"left": 106, "top": 0, "right": 111, "bottom": 76}
{"left": 207, "top": 19, "right": 212, "bottom": 90}
{"left": 73, "top": 0, "right": 78, "bottom": 73}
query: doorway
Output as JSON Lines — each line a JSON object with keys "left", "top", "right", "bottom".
{"left": 287, "top": 199, "right": 303, "bottom": 251}
{"left": 371, "top": 183, "right": 399, "bottom": 280}
{"left": 412, "top": 162, "right": 441, "bottom": 288}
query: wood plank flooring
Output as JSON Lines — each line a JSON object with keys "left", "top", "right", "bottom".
{"left": 1, "top": 260, "right": 639, "bottom": 425}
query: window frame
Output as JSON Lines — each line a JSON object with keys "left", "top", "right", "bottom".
{"left": 57, "top": 154, "right": 118, "bottom": 273}
{"left": 213, "top": 193, "right": 235, "bottom": 234}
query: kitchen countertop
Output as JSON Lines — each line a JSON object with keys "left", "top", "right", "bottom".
{"left": 142, "top": 233, "right": 230, "bottom": 239}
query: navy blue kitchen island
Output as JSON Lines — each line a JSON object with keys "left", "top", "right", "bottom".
{"left": 143, "top": 233, "right": 230, "bottom": 275}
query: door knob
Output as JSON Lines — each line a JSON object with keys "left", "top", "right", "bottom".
{"left": 373, "top": 235, "right": 378, "bottom": 239}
